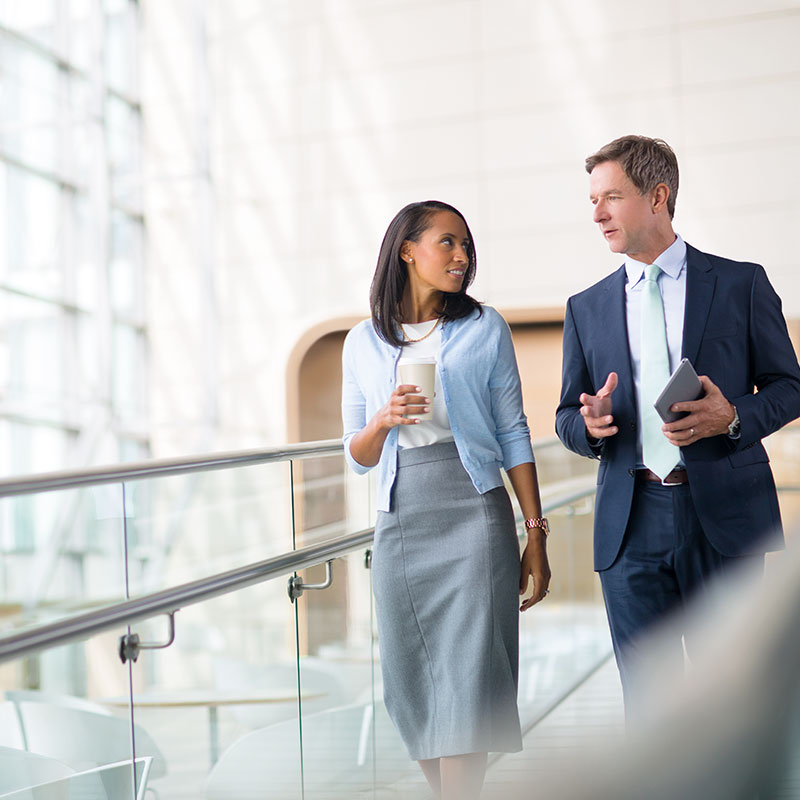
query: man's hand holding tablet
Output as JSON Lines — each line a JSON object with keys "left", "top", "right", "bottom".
{"left": 657, "top": 360, "right": 739, "bottom": 446}
{"left": 654, "top": 358, "right": 703, "bottom": 423}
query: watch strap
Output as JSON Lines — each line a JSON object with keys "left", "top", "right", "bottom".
{"left": 524, "top": 517, "right": 549, "bottom": 536}
{"left": 727, "top": 405, "right": 740, "bottom": 438}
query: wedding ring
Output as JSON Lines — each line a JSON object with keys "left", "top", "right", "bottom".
{"left": 690, "top": 428, "right": 695, "bottom": 436}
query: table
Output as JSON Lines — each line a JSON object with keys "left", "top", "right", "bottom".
{"left": 100, "top": 687, "right": 324, "bottom": 765}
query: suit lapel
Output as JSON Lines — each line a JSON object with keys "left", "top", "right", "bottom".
{"left": 682, "top": 244, "right": 716, "bottom": 364}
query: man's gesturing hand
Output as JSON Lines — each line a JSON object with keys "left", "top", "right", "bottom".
{"left": 579, "top": 372, "right": 619, "bottom": 440}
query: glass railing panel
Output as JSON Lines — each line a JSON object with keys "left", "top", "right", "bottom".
{"left": 122, "top": 460, "right": 296, "bottom": 597}
{"left": 511, "top": 444, "right": 610, "bottom": 728}
{"left": 295, "top": 549, "right": 387, "bottom": 797}
{"left": 768, "top": 426, "right": 800, "bottom": 536}
{"left": 534, "top": 436, "right": 599, "bottom": 484}
{"left": 0, "top": 484, "right": 128, "bottom": 634}
{"left": 0, "top": 632, "right": 150, "bottom": 798}
{"left": 517, "top": 494, "right": 610, "bottom": 727}
{"left": 127, "top": 577, "right": 302, "bottom": 800}
{"left": 0, "top": 436, "right": 611, "bottom": 798}
{"left": 293, "top": 454, "right": 372, "bottom": 549}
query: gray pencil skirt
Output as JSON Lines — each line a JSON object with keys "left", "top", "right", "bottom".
{"left": 372, "top": 440, "right": 522, "bottom": 760}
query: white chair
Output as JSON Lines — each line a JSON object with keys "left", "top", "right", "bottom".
{"left": 14, "top": 702, "right": 167, "bottom": 779}
{"left": 0, "top": 756, "right": 152, "bottom": 799}
{"left": 211, "top": 656, "right": 347, "bottom": 730}
{"left": 3, "top": 690, "right": 112, "bottom": 717}
{"left": 0, "top": 746, "right": 74, "bottom": 795}
{"left": 0, "top": 703, "right": 25, "bottom": 748}
{"left": 205, "top": 701, "right": 409, "bottom": 799}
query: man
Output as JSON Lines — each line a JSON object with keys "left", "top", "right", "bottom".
{"left": 556, "top": 135, "right": 800, "bottom": 708}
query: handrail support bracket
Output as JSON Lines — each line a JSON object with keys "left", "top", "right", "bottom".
{"left": 119, "top": 610, "right": 178, "bottom": 664}
{"left": 288, "top": 560, "right": 333, "bottom": 602}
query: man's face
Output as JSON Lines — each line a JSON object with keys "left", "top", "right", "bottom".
{"left": 589, "top": 160, "right": 658, "bottom": 259}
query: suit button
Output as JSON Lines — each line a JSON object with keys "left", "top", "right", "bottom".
{"left": 628, "top": 468, "right": 635, "bottom": 477}
{"left": 630, "top": 422, "right": 636, "bottom": 430}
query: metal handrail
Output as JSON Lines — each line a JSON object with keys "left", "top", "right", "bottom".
{"left": 0, "top": 473, "right": 597, "bottom": 665}
{"left": 0, "top": 436, "right": 564, "bottom": 497}
{"left": 0, "top": 528, "right": 376, "bottom": 664}
{"left": 0, "top": 440, "right": 344, "bottom": 497}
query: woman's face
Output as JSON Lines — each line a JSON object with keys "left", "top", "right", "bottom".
{"left": 403, "top": 211, "right": 470, "bottom": 295}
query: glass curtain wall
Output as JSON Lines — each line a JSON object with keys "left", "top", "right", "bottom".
{"left": 0, "top": 0, "right": 145, "bottom": 681}
{"left": 0, "top": 0, "right": 146, "bottom": 475}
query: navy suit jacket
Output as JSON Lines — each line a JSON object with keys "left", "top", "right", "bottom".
{"left": 556, "top": 244, "right": 800, "bottom": 571}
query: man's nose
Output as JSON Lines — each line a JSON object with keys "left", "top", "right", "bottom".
{"left": 593, "top": 202, "right": 607, "bottom": 223}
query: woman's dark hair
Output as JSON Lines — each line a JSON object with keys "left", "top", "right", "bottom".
{"left": 369, "top": 200, "right": 482, "bottom": 347}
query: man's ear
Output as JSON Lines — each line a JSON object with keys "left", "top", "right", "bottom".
{"left": 651, "top": 183, "right": 670, "bottom": 214}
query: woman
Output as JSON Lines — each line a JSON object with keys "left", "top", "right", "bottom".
{"left": 341, "top": 200, "right": 550, "bottom": 799}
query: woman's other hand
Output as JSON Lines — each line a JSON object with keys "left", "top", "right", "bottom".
{"left": 519, "top": 532, "right": 551, "bottom": 612}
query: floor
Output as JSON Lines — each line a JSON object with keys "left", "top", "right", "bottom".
{"left": 371, "top": 654, "right": 625, "bottom": 799}
{"left": 485, "top": 655, "right": 625, "bottom": 795}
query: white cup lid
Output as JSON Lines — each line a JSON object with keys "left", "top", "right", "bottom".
{"left": 398, "top": 356, "right": 436, "bottom": 365}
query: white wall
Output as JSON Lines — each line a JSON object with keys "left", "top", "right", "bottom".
{"left": 141, "top": 0, "right": 800, "bottom": 453}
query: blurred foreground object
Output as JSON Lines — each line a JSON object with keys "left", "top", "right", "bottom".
{"left": 498, "top": 536, "right": 800, "bottom": 800}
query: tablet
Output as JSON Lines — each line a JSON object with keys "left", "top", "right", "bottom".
{"left": 653, "top": 358, "right": 703, "bottom": 423}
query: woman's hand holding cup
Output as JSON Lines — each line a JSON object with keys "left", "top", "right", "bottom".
{"left": 379, "top": 385, "right": 430, "bottom": 429}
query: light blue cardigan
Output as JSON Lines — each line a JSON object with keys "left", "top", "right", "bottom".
{"left": 341, "top": 305, "right": 534, "bottom": 512}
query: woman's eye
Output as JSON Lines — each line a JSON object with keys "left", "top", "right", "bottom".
{"left": 441, "top": 237, "right": 452, "bottom": 245}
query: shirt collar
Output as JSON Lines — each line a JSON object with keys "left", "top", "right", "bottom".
{"left": 625, "top": 234, "right": 687, "bottom": 288}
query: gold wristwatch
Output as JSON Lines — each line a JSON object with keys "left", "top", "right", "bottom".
{"left": 524, "top": 517, "right": 549, "bottom": 536}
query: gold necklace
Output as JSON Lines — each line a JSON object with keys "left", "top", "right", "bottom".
{"left": 402, "top": 317, "right": 441, "bottom": 343}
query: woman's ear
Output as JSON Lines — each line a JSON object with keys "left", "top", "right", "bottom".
{"left": 400, "top": 242, "right": 414, "bottom": 264}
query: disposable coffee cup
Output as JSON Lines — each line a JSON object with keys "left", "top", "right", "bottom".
{"left": 397, "top": 357, "right": 436, "bottom": 420}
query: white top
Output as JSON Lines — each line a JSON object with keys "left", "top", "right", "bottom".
{"left": 397, "top": 321, "right": 454, "bottom": 449}
{"left": 624, "top": 234, "right": 688, "bottom": 467}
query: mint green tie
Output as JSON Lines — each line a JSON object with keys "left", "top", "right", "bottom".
{"left": 641, "top": 264, "right": 678, "bottom": 480}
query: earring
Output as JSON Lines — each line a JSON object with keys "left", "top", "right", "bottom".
{"left": 408, "top": 258, "right": 414, "bottom": 264}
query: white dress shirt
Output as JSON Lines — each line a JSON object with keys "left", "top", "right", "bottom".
{"left": 625, "top": 234, "right": 687, "bottom": 467}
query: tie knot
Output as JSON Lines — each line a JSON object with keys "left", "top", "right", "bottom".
{"left": 645, "top": 263, "right": 662, "bottom": 282}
